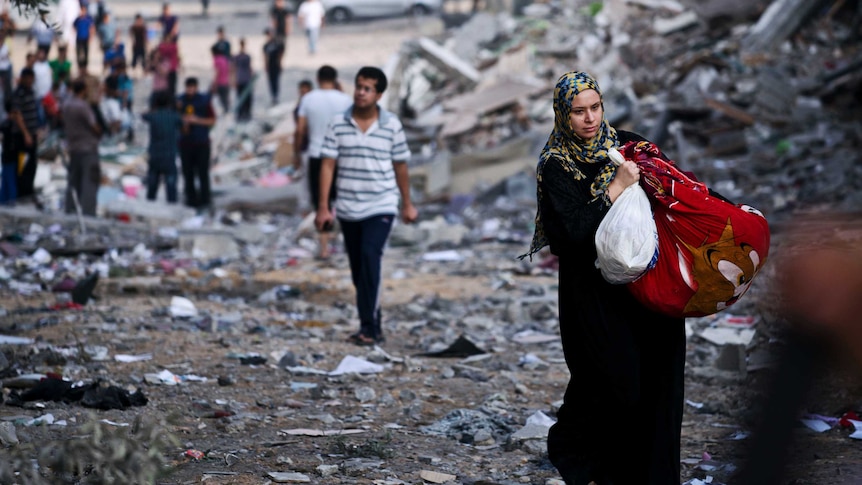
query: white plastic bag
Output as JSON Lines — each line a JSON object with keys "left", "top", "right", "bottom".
{"left": 594, "top": 150, "right": 659, "bottom": 284}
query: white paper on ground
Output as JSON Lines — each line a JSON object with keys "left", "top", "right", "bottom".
{"left": 328, "top": 355, "right": 384, "bottom": 376}
{"left": 0, "top": 335, "right": 34, "bottom": 345}
{"left": 169, "top": 296, "right": 198, "bottom": 318}
{"left": 114, "top": 353, "right": 153, "bottom": 363}
{"left": 801, "top": 418, "right": 832, "bottom": 433}
{"left": 421, "top": 250, "right": 464, "bottom": 262}
{"left": 699, "top": 327, "right": 756, "bottom": 346}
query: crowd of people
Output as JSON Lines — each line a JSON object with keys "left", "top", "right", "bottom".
{"left": 0, "top": 0, "right": 332, "bottom": 214}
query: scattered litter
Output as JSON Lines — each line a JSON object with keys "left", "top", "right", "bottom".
{"left": 114, "top": 354, "right": 153, "bottom": 363}
{"left": 279, "top": 428, "right": 367, "bottom": 437}
{"left": 169, "top": 296, "right": 198, "bottom": 318}
{"left": 329, "top": 355, "right": 385, "bottom": 376}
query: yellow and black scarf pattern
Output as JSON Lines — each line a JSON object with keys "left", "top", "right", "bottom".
{"left": 522, "top": 71, "right": 619, "bottom": 260}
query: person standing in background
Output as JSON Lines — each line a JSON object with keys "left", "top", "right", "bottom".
{"left": 177, "top": 77, "right": 216, "bottom": 211}
{"left": 270, "top": 0, "right": 292, "bottom": 63}
{"left": 233, "top": 38, "right": 253, "bottom": 122}
{"left": 210, "top": 26, "right": 231, "bottom": 114}
{"left": 49, "top": 44, "right": 72, "bottom": 84}
{"left": 295, "top": 65, "right": 351, "bottom": 259}
{"left": 29, "top": 19, "right": 55, "bottom": 56}
{"left": 157, "top": 35, "right": 180, "bottom": 97}
{"left": 159, "top": 3, "right": 180, "bottom": 41}
{"left": 62, "top": 79, "right": 102, "bottom": 216}
{"left": 11, "top": 68, "right": 43, "bottom": 206}
{"left": 129, "top": 14, "right": 148, "bottom": 77}
{"left": 262, "top": 28, "right": 283, "bottom": 105}
{"left": 298, "top": 0, "right": 326, "bottom": 55}
{"left": 73, "top": 5, "right": 95, "bottom": 69}
{"left": 142, "top": 90, "right": 181, "bottom": 203}
{"left": 0, "top": 30, "right": 12, "bottom": 98}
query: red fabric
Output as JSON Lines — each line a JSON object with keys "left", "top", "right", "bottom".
{"left": 620, "top": 141, "right": 770, "bottom": 318}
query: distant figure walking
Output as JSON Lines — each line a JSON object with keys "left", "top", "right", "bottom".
{"left": 233, "top": 39, "right": 253, "bottom": 121}
{"left": 262, "top": 28, "right": 283, "bottom": 105}
{"left": 294, "top": 65, "right": 351, "bottom": 259}
{"left": 298, "top": 0, "right": 326, "bottom": 55}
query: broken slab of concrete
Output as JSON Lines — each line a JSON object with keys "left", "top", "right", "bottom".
{"left": 742, "top": 0, "right": 825, "bottom": 53}
{"left": 414, "top": 37, "right": 482, "bottom": 87}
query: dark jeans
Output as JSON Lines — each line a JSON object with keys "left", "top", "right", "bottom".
{"left": 236, "top": 82, "right": 252, "bottom": 121}
{"left": 146, "top": 162, "right": 178, "bottom": 203}
{"left": 179, "top": 143, "right": 211, "bottom": 209}
{"left": 0, "top": 68, "right": 12, "bottom": 99}
{"left": 76, "top": 38, "right": 90, "bottom": 66}
{"left": 65, "top": 150, "right": 100, "bottom": 216}
{"left": 339, "top": 214, "right": 395, "bottom": 340}
{"left": 215, "top": 85, "right": 230, "bottom": 113}
{"left": 0, "top": 163, "right": 17, "bottom": 204}
{"left": 131, "top": 47, "right": 146, "bottom": 70}
{"left": 16, "top": 141, "right": 38, "bottom": 199}
{"left": 266, "top": 65, "right": 281, "bottom": 103}
{"left": 168, "top": 70, "right": 178, "bottom": 98}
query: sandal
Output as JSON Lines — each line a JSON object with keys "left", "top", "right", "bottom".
{"left": 346, "top": 332, "right": 381, "bottom": 347}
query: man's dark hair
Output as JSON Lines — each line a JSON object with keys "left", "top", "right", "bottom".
{"left": 185, "top": 77, "right": 198, "bottom": 87}
{"left": 356, "top": 66, "right": 387, "bottom": 94}
{"left": 20, "top": 67, "right": 34, "bottom": 78}
{"left": 151, "top": 89, "right": 172, "bottom": 109}
{"left": 299, "top": 79, "right": 313, "bottom": 90}
{"left": 71, "top": 79, "right": 87, "bottom": 95}
{"left": 317, "top": 65, "right": 337, "bottom": 83}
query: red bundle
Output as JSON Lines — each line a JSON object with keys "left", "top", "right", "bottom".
{"left": 620, "top": 141, "right": 770, "bottom": 318}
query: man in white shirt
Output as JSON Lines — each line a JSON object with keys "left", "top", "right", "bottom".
{"left": 315, "top": 66, "right": 418, "bottom": 346}
{"left": 33, "top": 50, "right": 53, "bottom": 100}
{"left": 297, "top": 0, "right": 326, "bottom": 55}
{"left": 295, "top": 64, "right": 351, "bottom": 259}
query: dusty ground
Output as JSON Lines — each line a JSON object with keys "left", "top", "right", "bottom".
{"left": 3, "top": 235, "right": 862, "bottom": 484}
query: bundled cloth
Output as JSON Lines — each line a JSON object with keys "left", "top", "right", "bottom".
{"left": 619, "top": 141, "right": 770, "bottom": 318}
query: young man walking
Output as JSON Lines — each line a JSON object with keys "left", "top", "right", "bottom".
{"left": 315, "top": 66, "right": 418, "bottom": 346}
{"left": 295, "top": 64, "right": 351, "bottom": 259}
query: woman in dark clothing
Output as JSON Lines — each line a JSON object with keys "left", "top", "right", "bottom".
{"left": 523, "top": 71, "right": 686, "bottom": 484}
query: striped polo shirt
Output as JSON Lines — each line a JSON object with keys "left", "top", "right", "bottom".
{"left": 320, "top": 106, "right": 411, "bottom": 221}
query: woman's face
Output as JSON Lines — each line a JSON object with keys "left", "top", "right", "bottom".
{"left": 568, "top": 89, "right": 602, "bottom": 140}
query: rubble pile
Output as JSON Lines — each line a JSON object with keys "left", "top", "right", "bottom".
{"left": 389, "top": 0, "right": 861, "bottom": 219}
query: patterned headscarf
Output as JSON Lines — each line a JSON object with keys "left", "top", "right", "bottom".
{"left": 521, "top": 71, "right": 619, "bottom": 260}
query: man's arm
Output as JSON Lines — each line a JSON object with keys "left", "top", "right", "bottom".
{"left": 184, "top": 103, "right": 216, "bottom": 127}
{"left": 393, "top": 161, "right": 417, "bottom": 223}
{"left": 293, "top": 115, "right": 307, "bottom": 170}
{"left": 314, "top": 157, "right": 336, "bottom": 231}
{"left": 10, "top": 107, "right": 32, "bottom": 146}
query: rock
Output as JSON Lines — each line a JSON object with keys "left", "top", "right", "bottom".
{"left": 0, "top": 422, "right": 19, "bottom": 446}
{"left": 267, "top": 471, "right": 311, "bottom": 483}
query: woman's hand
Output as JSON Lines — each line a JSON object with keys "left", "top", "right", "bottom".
{"left": 607, "top": 161, "right": 641, "bottom": 203}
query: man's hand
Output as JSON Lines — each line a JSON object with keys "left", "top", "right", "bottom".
{"left": 23, "top": 133, "right": 33, "bottom": 147}
{"left": 401, "top": 203, "right": 418, "bottom": 224}
{"left": 315, "top": 207, "right": 334, "bottom": 232}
